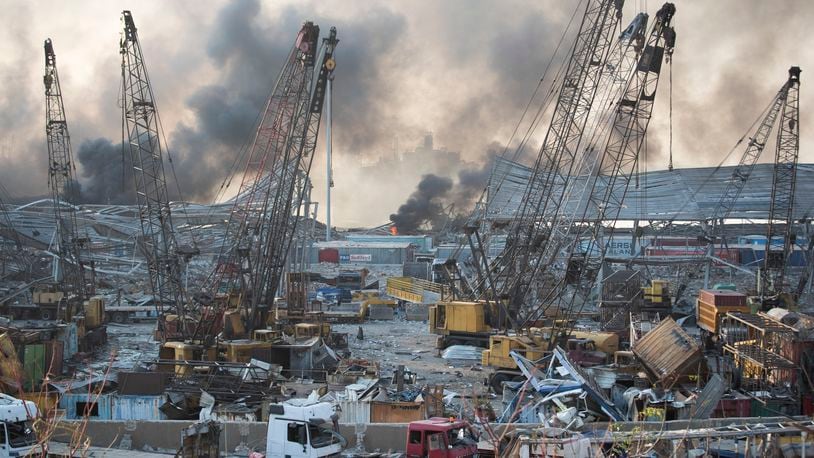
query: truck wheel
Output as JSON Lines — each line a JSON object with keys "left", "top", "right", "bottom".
{"left": 490, "top": 373, "right": 510, "bottom": 393}
{"left": 40, "top": 310, "right": 52, "bottom": 320}
{"left": 112, "top": 312, "right": 127, "bottom": 324}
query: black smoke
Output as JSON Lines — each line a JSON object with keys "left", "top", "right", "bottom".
{"left": 76, "top": 138, "right": 135, "bottom": 204}
{"left": 390, "top": 174, "right": 453, "bottom": 234}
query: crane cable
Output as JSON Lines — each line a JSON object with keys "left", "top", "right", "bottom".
{"left": 668, "top": 55, "right": 674, "bottom": 171}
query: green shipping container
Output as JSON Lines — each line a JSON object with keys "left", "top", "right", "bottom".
{"left": 23, "top": 344, "right": 45, "bottom": 391}
{"left": 750, "top": 398, "right": 800, "bottom": 417}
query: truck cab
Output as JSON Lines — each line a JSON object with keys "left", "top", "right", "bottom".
{"left": 0, "top": 394, "right": 39, "bottom": 457}
{"left": 266, "top": 401, "right": 345, "bottom": 458}
{"left": 406, "top": 418, "right": 477, "bottom": 458}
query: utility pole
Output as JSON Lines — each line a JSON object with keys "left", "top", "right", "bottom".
{"left": 325, "top": 75, "right": 333, "bottom": 241}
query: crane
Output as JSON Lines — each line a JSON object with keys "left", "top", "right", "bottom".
{"left": 120, "top": 10, "right": 190, "bottom": 339}
{"left": 43, "top": 38, "right": 91, "bottom": 312}
{"left": 762, "top": 67, "right": 801, "bottom": 303}
{"left": 194, "top": 22, "right": 338, "bottom": 339}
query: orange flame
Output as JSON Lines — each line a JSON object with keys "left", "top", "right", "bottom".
{"left": 390, "top": 226, "right": 398, "bottom": 236}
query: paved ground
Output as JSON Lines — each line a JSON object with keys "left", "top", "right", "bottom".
{"left": 80, "top": 322, "right": 159, "bottom": 377}
{"left": 333, "top": 320, "right": 492, "bottom": 396}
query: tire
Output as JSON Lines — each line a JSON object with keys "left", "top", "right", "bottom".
{"left": 40, "top": 310, "right": 51, "bottom": 320}
{"left": 112, "top": 312, "right": 127, "bottom": 324}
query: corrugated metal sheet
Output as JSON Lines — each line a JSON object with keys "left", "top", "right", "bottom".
{"left": 336, "top": 400, "right": 371, "bottom": 424}
{"left": 110, "top": 395, "right": 166, "bottom": 421}
{"left": 487, "top": 158, "right": 814, "bottom": 222}
{"left": 632, "top": 317, "right": 702, "bottom": 385}
{"left": 58, "top": 323, "right": 78, "bottom": 359}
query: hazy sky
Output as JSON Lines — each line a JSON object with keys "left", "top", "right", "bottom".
{"left": 0, "top": 0, "right": 812, "bottom": 226}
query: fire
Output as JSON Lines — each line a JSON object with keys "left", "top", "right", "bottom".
{"left": 389, "top": 226, "right": 398, "bottom": 236}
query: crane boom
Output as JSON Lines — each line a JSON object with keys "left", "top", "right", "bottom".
{"left": 543, "top": 3, "right": 676, "bottom": 329}
{"left": 120, "top": 11, "right": 187, "bottom": 337}
{"left": 43, "top": 38, "right": 89, "bottom": 301}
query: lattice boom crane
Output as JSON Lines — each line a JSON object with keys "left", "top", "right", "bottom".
{"left": 120, "top": 10, "right": 189, "bottom": 338}
{"left": 44, "top": 38, "right": 90, "bottom": 301}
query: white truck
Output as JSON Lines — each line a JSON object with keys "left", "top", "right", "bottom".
{"left": 0, "top": 394, "right": 39, "bottom": 457}
{"left": 266, "top": 400, "right": 346, "bottom": 457}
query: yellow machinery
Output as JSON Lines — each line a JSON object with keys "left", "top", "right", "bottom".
{"left": 428, "top": 301, "right": 493, "bottom": 348}
{"left": 387, "top": 277, "right": 450, "bottom": 303}
{"left": 222, "top": 340, "right": 273, "bottom": 363}
{"left": 158, "top": 342, "right": 217, "bottom": 375}
{"left": 642, "top": 279, "right": 670, "bottom": 306}
{"left": 83, "top": 296, "right": 105, "bottom": 329}
{"left": 294, "top": 322, "right": 331, "bottom": 340}
{"left": 357, "top": 295, "right": 397, "bottom": 321}
{"left": 252, "top": 329, "right": 281, "bottom": 342}
{"left": 32, "top": 286, "right": 73, "bottom": 321}
{"left": 482, "top": 335, "right": 547, "bottom": 369}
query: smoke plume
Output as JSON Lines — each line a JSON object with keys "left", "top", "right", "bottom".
{"left": 389, "top": 174, "right": 453, "bottom": 234}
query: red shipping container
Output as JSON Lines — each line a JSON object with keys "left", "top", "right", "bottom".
{"left": 713, "top": 393, "right": 751, "bottom": 418}
{"left": 318, "top": 248, "right": 340, "bottom": 264}
{"left": 804, "top": 395, "right": 814, "bottom": 416}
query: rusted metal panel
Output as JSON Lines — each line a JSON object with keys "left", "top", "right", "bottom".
{"left": 117, "top": 371, "right": 170, "bottom": 395}
{"left": 44, "top": 340, "right": 63, "bottom": 378}
{"left": 370, "top": 401, "right": 424, "bottom": 423}
{"left": 632, "top": 317, "right": 702, "bottom": 386}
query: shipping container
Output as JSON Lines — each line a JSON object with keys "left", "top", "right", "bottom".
{"left": 22, "top": 344, "right": 45, "bottom": 391}
{"left": 110, "top": 394, "right": 166, "bottom": 421}
{"left": 60, "top": 392, "right": 113, "bottom": 420}
{"left": 712, "top": 391, "right": 751, "bottom": 418}
{"left": 751, "top": 397, "right": 800, "bottom": 417}
{"left": 696, "top": 296, "right": 750, "bottom": 335}
{"left": 698, "top": 289, "right": 747, "bottom": 307}
{"left": 318, "top": 248, "right": 340, "bottom": 264}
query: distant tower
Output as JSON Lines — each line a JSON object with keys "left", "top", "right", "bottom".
{"left": 423, "top": 132, "right": 433, "bottom": 151}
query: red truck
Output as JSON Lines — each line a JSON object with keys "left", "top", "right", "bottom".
{"left": 405, "top": 418, "right": 478, "bottom": 458}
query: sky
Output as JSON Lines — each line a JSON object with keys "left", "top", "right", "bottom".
{"left": 0, "top": 0, "right": 812, "bottom": 227}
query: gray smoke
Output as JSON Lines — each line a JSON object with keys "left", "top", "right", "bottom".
{"left": 162, "top": 1, "right": 409, "bottom": 201}
{"left": 389, "top": 174, "right": 453, "bottom": 234}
